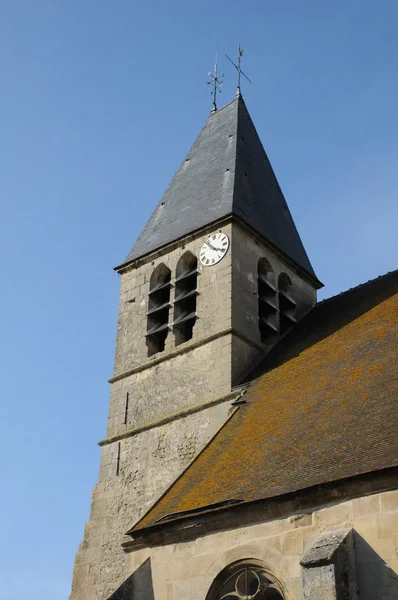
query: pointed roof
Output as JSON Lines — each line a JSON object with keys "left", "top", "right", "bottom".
{"left": 120, "top": 96, "right": 318, "bottom": 281}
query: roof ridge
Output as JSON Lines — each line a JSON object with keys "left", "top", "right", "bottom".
{"left": 317, "top": 269, "right": 398, "bottom": 307}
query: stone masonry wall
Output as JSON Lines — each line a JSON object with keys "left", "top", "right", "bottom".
{"left": 105, "top": 334, "right": 233, "bottom": 439}
{"left": 107, "top": 221, "right": 318, "bottom": 444}
{"left": 70, "top": 223, "right": 237, "bottom": 599}
{"left": 113, "top": 223, "right": 233, "bottom": 377}
{"left": 227, "top": 222, "right": 317, "bottom": 386}
{"left": 106, "top": 224, "right": 235, "bottom": 443}
{"left": 126, "top": 489, "right": 398, "bottom": 600}
{"left": 231, "top": 222, "right": 317, "bottom": 353}
{"left": 69, "top": 400, "right": 232, "bottom": 600}
{"left": 70, "top": 220, "right": 320, "bottom": 599}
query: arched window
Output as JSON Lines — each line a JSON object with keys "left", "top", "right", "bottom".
{"left": 258, "top": 258, "right": 278, "bottom": 344}
{"left": 173, "top": 252, "right": 198, "bottom": 346}
{"left": 206, "top": 560, "right": 284, "bottom": 600}
{"left": 278, "top": 273, "right": 296, "bottom": 336}
{"left": 146, "top": 264, "right": 171, "bottom": 356}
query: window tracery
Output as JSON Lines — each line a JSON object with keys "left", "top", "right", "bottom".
{"left": 207, "top": 561, "right": 284, "bottom": 600}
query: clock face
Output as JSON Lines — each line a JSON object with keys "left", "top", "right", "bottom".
{"left": 200, "top": 232, "right": 230, "bottom": 266}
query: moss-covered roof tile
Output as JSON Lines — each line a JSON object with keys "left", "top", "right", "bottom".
{"left": 132, "top": 270, "right": 398, "bottom": 532}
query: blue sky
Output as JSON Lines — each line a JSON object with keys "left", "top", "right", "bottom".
{"left": 1, "top": 1, "right": 397, "bottom": 598}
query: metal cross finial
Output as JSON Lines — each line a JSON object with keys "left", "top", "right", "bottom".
{"left": 225, "top": 44, "right": 252, "bottom": 96}
{"left": 207, "top": 53, "right": 224, "bottom": 112}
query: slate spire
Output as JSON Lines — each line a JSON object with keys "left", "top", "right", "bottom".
{"left": 121, "top": 96, "right": 319, "bottom": 282}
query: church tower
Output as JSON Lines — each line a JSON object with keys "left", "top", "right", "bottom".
{"left": 70, "top": 94, "right": 322, "bottom": 600}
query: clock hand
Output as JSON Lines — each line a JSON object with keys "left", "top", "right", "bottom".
{"left": 205, "top": 240, "right": 218, "bottom": 251}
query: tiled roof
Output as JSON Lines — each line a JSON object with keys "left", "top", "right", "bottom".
{"left": 132, "top": 270, "right": 398, "bottom": 532}
{"left": 120, "top": 96, "right": 318, "bottom": 281}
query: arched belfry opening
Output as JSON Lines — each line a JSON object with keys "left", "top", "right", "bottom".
{"left": 146, "top": 264, "right": 171, "bottom": 356}
{"left": 278, "top": 273, "right": 296, "bottom": 336}
{"left": 173, "top": 252, "right": 198, "bottom": 346}
{"left": 258, "top": 258, "right": 278, "bottom": 344}
{"left": 206, "top": 560, "right": 285, "bottom": 600}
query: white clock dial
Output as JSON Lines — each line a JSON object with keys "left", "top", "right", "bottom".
{"left": 199, "top": 232, "right": 230, "bottom": 266}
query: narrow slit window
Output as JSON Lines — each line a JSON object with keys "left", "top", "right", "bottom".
{"left": 173, "top": 252, "right": 198, "bottom": 346}
{"left": 116, "top": 442, "right": 121, "bottom": 476}
{"left": 123, "top": 392, "right": 129, "bottom": 425}
{"left": 258, "top": 258, "right": 278, "bottom": 344}
{"left": 278, "top": 272, "right": 296, "bottom": 336}
{"left": 146, "top": 264, "right": 171, "bottom": 357}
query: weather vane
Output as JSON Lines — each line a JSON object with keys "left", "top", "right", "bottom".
{"left": 207, "top": 53, "right": 224, "bottom": 112}
{"left": 225, "top": 44, "right": 252, "bottom": 96}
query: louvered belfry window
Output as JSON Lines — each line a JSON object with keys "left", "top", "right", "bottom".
{"left": 258, "top": 258, "right": 278, "bottom": 344}
{"left": 146, "top": 264, "right": 171, "bottom": 356}
{"left": 173, "top": 252, "right": 198, "bottom": 346}
{"left": 207, "top": 562, "right": 284, "bottom": 600}
{"left": 278, "top": 272, "right": 296, "bottom": 336}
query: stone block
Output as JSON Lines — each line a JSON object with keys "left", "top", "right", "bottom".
{"left": 380, "top": 490, "right": 398, "bottom": 513}
{"left": 165, "top": 559, "right": 189, "bottom": 581}
{"left": 352, "top": 494, "right": 380, "bottom": 518}
{"left": 185, "top": 552, "right": 217, "bottom": 577}
{"left": 99, "top": 465, "right": 111, "bottom": 481}
{"left": 254, "top": 534, "right": 282, "bottom": 555}
{"left": 100, "top": 452, "right": 112, "bottom": 469}
{"left": 302, "top": 564, "right": 336, "bottom": 599}
{"left": 314, "top": 502, "right": 352, "bottom": 528}
{"left": 250, "top": 518, "right": 287, "bottom": 538}
{"left": 280, "top": 555, "right": 302, "bottom": 579}
{"left": 90, "top": 499, "right": 107, "bottom": 520}
{"left": 168, "top": 540, "right": 195, "bottom": 560}
{"left": 170, "top": 578, "right": 190, "bottom": 600}
{"left": 301, "top": 529, "right": 352, "bottom": 566}
{"left": 369, "top": 536, "right": 396, "bottom": 560}
{"left": 378, "top": 512, "right": 398, "bottom": 539}
{"left": 352, "top": 514, "right": 379, "bottom": 542}
{"left": 189, "top": 574, "right": 212, "bottom": 599}
{"left": 281, "top": 531, "right": 304, "bottom": 556}
{"left": 301, "top": 529, "right": 358, "bottom": 600}
{"left": 289, "top": 513, "right": 313, "bottom": 528}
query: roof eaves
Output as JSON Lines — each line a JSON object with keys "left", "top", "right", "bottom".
{"left": 127, "top": 466, "right": 398, "bottom": 545}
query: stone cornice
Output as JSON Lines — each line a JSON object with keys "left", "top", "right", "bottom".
{"left": 98, "top": 388, "right": 244, "bottom": 447}
{"left": 114, "top": 216, "right": 233, "bottom": 274}
{"left": 114, "top": 215, "right": 323, "bottom": 289}
{"left": 108, "top": 327, "right": 265, "bottom": 384}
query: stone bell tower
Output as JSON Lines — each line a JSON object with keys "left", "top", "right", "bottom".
{"left": 69, "top": 94, "right": 322, "bottom": 600}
